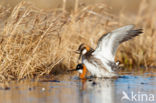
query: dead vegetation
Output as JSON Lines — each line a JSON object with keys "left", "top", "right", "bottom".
{"left": 0, "top": 0, "right": 155, "bottom": 81}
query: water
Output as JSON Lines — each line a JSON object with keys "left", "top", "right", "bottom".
{"left": 0, "top": 73, "right": 156, "bottom": 103}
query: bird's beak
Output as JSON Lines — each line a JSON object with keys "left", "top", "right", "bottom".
{"left": 67, "top": 69, "right": 77, "bottom": 72}
{"left": 77, "top": 53, "right": 82, "bottom": 63}
{"left": 74, "top": 50, "right": 80, "bottom": 54}
{"left": 67, "top": 65, "right": 79, "bottom": 72}
{"left": 73, "top": 50, "right": 82, "bottom": 63}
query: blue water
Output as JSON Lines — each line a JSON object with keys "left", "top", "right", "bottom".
{"left": 115, "top": 75, "right": 156, "bottom": 103}
{"left": 0, "top": 74, "right": 156, "bottom": 103}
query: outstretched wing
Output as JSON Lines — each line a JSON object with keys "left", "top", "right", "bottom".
{"left": 93, "top": 25, "right": 143, "bottom": 61}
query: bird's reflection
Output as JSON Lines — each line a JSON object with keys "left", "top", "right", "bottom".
{"left": 79, "top": 78, "right": 116, "bottom": 103}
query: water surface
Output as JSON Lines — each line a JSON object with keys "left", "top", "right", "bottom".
{"left": 0, "top": 72, "right": 156, "bottom": 103}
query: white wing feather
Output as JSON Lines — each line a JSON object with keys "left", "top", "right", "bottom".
{"left": 93, "top": 25, "right": 142, "bottom": 62}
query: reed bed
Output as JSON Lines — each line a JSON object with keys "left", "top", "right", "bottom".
{"left": 0, "top": 0, "right": 155, "bottom": 81}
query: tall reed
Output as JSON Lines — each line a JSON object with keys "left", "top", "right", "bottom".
{"left": 0, "top": 0, "right": 155, "bottom": 81}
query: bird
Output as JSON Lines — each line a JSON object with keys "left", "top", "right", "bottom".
{"left": 75, "top": 25, "right": 143, "bottom": 78}
{"left": 68, "top": 63, "right": 87, "bottom": 79}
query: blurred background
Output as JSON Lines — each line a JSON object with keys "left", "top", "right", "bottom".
{"left": 0, "top": 0, "right": 153, "bottom": 13}
{"left": 1, "top": 0, "right": 156, "bottom": 11}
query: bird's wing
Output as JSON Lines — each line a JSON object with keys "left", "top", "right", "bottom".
{"left": 93, "top": 25, "right": 143, "bottom": 61}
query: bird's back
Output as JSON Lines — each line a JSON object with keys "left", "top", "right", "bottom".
{"left": 82, "top": 54, "right": 118, "bottom": 77}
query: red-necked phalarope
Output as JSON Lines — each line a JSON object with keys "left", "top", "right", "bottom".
{"left": 68, "top": 64, "right": 87, "bottom": 79}
{"left": 75, "top": 25, "right": 143, "bottom": 78}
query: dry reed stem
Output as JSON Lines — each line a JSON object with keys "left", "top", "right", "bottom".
{"left": 74, "top": 0, "right": 79, "bottom": 13}
{"left": 0, "top": 1, "right": 155, "bottom": 81}
{"left": 62, "top": 0, "right": 66, "bottom": 13}
{"left": 19, "top": 15, "right": 62, "bottom": 78}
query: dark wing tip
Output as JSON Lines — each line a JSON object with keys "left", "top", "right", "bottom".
{"left": 130, "top": 29, "right": 143, "bottom": 35}
{"left": 131, "top": 29, "right": 143, "bottom": 37}
{"left": 134, "top": 29, "right": 143, "bottom": 34}
{"left": 120, "top": 29, "right": 143, "bottom": 43}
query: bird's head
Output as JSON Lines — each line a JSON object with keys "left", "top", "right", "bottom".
{"left": 76, "top": 63, "right": 87, "bottom": 79}
{"left": 75, "top": 43, "right": 91, "bottom": 55}
{"left": 75, "top": 43, "right": 91, "bottom": 63}
{"left": 76, "top": 63, "right": 84, "bottom": 74}
{"left": 68, "top": 63, "right": 87, "bottom": 79}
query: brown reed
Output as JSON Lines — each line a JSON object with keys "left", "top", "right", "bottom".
{"left": 0, "top": 0, "right": 155, "bottom": 81}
